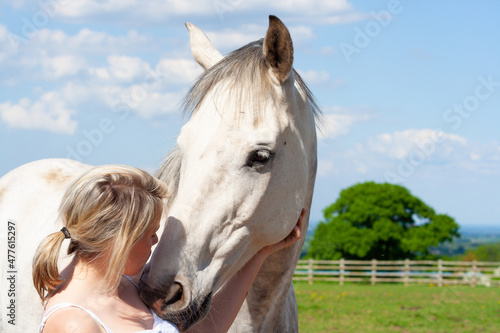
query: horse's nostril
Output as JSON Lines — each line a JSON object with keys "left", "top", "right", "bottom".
{"left": 165, "top": 282, "right": 183, "bottom": 305}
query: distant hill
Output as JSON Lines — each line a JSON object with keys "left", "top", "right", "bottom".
{"left": 460, "top": 225, "right": 500, "bottom": 235}
{"left": 308, "top": 222, "right": 500, "bottom": 236}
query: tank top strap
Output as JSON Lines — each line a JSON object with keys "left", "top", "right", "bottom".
{"left": 123, "top": 275, "right": 140, "bottom": 290}
{"left": 39, "top": 302, "right": 113, "bottom": 333}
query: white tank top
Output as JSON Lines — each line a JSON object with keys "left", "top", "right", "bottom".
{"left": 38, "top": 276, "right": 179, "bottom": 333}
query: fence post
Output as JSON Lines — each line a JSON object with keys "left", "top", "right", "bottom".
{"left": 438, "top": 259, "right": 443, "bottom": 287}
{"left": 404, "top": 258, "right": 410, "bottom": 287}
{"left": 340, "top": 258, "right": 345, "bottom": 286}
{"left": 308, "top": 258, "right": 313, "bottom": 285}
{"left": 471, "top": 260, "right": 477, "bottom": 287}
{"left": 371, "top": 259, "right": 377, "bottom": 286}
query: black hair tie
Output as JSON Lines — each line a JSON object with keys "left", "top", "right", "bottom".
{"left": 60, "top": 227, "right": 71, "bottom": 239}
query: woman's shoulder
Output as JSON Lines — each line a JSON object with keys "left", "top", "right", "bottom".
{"left": 42, "top": 305, "right": 105, "bottom": 332}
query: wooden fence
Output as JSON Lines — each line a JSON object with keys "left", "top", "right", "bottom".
{"left": 294, "top": 259, "right": 500, "bottom": 287}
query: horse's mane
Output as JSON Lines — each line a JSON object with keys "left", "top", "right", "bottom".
{"left": 155, "top": 146, "right": 181, "bottom": 204}
{"left": 156, "top": 39, "right": 321, "bottom": 198}
{"left": 183, "top": 39, "right": 321, "bottom": 121}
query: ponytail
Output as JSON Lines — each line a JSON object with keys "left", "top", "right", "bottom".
{"left": 32, "top": 230, "right": 67, "bottom": 302}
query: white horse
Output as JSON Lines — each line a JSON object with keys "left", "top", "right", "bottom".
{"left": 0, "top": 15, "right": 319, "bottom": 332}
{"left": 0, "top": 159, "right": 92, "bottom": 332}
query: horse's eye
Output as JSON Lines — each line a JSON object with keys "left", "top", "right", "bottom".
{"left": 246, "top": 150, "right": 273, "bottom": 168}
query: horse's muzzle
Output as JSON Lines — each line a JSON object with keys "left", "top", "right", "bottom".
{"left": 139, "top": 278, "right": 212, "bottom": 331}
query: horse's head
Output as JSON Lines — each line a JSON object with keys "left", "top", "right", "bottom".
{"left": 139, "top": 16, "right": 318, "bottom": 330}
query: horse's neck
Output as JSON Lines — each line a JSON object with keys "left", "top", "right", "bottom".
{"left": 235, "top": 240, "right": 302, "bottom": 332}
{"left": 255, "top": 237, "right": 303, "bottom": 293}
{"left": 242, "top": 167, "right": 315, "bottom": 332}
{"left": 238, "top": 196, "right": 313, "bottom": 332}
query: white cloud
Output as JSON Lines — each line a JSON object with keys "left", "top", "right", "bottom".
{"left": 237, "top": 1, "right": 366, "bottom": 26}
{"left": 204, "top": 23, "right": 315, "bottom": 52}
{"left": 318, "top": 12, "right": 369, "bottom": 25}
{"left": 101, "top": 55, "right": 153, "bottom": 83}
{"left": 288, "top": 25, "right": 316, "bottom": 43}
{"left": 297, "top": 70, "right": 330, "bottom": 85}
{"left": 58, "top": 0, "right": 213, "bottom": 21}
{"left": 2, "top": 25, "right": 154, "bottom": 56}
{"left": 458, "top": 141, "right": 500, "bottom": 175}
{"left": 205, "top": 24, "right": 264, "bottom": 51}
{"left": 317, "top": 106, "right": 372, "bottom": 140}
{"left": 317, "top": 129, "right": 500, "bottom": 184}
{"left": 59, "top": 81, "right": 93, "bottom": 105}
{"left": 0, "top": 24, "right": 20, "bottom": 61}
{"left": 297, "top": 70, "right": 347, "bottom": 89}
{"left": 155, "top": 59, "right": 202, "bottom": 85}
{"left": 90, "top": 57, "right": 200, "bottom": 117}
{"left": 0, "top": 21, "right": 201, "bottom": 127}
{"left": 54, "top": 29, "right": 154, "bottom": 54}
{"left": 317, "top": 160, "right": 334, "bottom": 177}
{"left": 0, "top": 56, "right": 198, "bottom": 134}
{"left": 469, "top": 152, "right": 481, "bottom": 161}
{"left": 49, "top": 57, "right": 198, "bottom": 120}
{"left": 0, "top": 25, "right": 157, "bottom": 85}
{"left": 51, "top": 66, "right": 194, "bottom": 120}
{"left": 318, "top": 46, "right": 337, "bottom": 55}
{"left": 132, "top": 91, "right": 186, "bottom": 118}
{"left": 0, "top": 23, "right": 199, "bottom": 83}
{"left": 366, "top": 129, "right": 467, "bottom": 160}
{"left": 250, "top": 0, "right": 353, "bottom": 13}
{"left": 0, "top": 8, "right": 360, "bottom": 135}
{"left": 0, "top": 91, "right": 77, "bottom": 134}
{"left": 8, "top": 0, "right": 27, "bottom": 9}
{"left": 21, "top": 0, "right": 365, "bottom": 26}
{"left": 41, "top": 54, "right": 87, "bottom": 79}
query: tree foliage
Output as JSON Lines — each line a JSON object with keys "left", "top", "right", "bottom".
{"left": 461, "top": 242, "right": 500, "bottom": 262}
{"left": 307, "top": 182, "right": 460, "bottom": 260}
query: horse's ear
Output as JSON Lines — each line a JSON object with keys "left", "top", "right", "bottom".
{"left": 263, "top": 15, "right": 294, "bottom": 83}
{"left": 185, "top": 22, "right": 224, "bottom": 70}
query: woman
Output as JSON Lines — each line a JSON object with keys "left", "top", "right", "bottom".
{"left": 33, "top": 165, "right": 304, "bottom": 332}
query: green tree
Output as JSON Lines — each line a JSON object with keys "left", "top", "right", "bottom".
{"left": 461, "top": 242, "right": 500, "bottom": 261}
{"left": 307, "top": 182, "right": 460, "bottom": 260}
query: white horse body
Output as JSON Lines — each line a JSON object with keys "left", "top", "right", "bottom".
{"left": 0, "top": 159, "right": 91, "bottom": 332}
{"left": 0, "top": 16, "right": 318, "bottom": 333}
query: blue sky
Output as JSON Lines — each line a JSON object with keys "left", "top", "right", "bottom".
{"left": 1, "top": 0, "right": 499, "bottom": 228}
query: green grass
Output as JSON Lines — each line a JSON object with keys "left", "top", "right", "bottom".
{"left": 295, "top": 282, "right": 500, "bottom": 333}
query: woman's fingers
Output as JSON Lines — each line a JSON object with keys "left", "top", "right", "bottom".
{"left": 289, "top": 208, "right": 305, "bottom": 241}
{"left": 257, "top": 208, "right": 307, "bottom": 257}
{"left": 280, "top": 208, "right": 306, "bottom": 247}
{"left": 296, "top": 208, "right": 305, "bottom": 236}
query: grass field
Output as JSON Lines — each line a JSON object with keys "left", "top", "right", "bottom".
{"left": 294, "top": 282, "right": 500, "bottom": 333}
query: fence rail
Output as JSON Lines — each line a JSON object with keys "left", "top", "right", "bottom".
{"left": 293, "top": 259, "right": 500, "bottom": 287}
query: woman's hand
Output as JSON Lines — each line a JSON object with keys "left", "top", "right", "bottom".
{"left": 258, "top": 208, "right": 305, "bottom": 258}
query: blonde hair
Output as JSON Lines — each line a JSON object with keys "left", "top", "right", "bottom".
{"left": 32, "top": 165, "right": 168, "bottom": 302}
